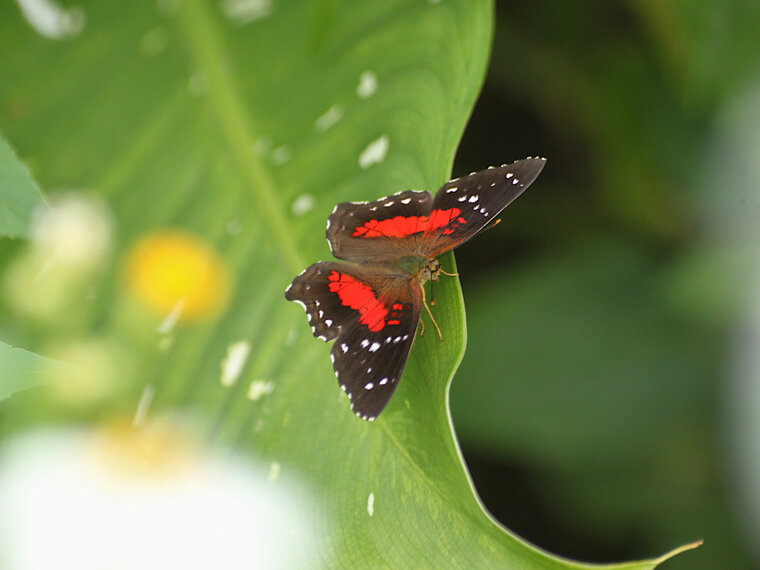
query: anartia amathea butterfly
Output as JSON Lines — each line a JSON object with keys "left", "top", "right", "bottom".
{"left": 285, "top": 157, "right": 546, "bottom": 421}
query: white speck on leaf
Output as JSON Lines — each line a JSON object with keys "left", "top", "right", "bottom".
{"left": 221, "top": 340, "right": 252, "bottom": 387}
{"left": 248, "top": 379, "right": 275, "bottom": 401}
{"left": 188, "top": 71, "right": 209, "bottom": 96}
{"left": 315, "top": 104, "right": 344, "bottom": 132}
{"left": 132, "top": 384, "right": 155, "bottom": 428}
{"left": 140, "top": 27, "right": 168, "bottom": 56}
{"left": 268, "top": 461, "right": 281, "bottom": 482}
{"left": 271, "top": 145, "right": 292, "bottom": 165}
{"left": 226, "top": 219, "right": 243, "bottom": 236}
{"left": 359, "top": 136, "right": 389, "bottom": 169}
{"left": 291, "top": 194, "right": 315, "bottom": 216}
{"left": 253, "top": 136, "right": 272, "bottom": 156}
{"left": 219, "top": 0, "right": 272, "bottom": 25}
{"left": 156, "top": 299, "right": 185, "bottom": 335}
{"left": 367, "top": 492, "right": 375, "bottom": 516}
{"left": 16, "top": 0, "right": 86, "bottom": 40}
{"left": 357, "top": 70, "right": 378, "bottom": 98}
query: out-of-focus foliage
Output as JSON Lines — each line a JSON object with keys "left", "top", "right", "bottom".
{"left": 0, "top": 135, "right": 45, "bottom": 238}
{"left": 450, "top": 1, "right": 760, "bottom": 569}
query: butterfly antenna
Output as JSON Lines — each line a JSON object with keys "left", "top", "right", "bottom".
{"left": 421, "top": 284, "right": 443, "bottom": 341}
{"left": 484, "top": 218, "right": 503, "bottom": 232}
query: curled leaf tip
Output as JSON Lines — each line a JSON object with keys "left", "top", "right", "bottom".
{"left": 654, "top": 539, "right": 703, "bottom": 565}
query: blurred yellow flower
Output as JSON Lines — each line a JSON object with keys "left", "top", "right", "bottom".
{"left": 125, "top": 230, "right": 230, "bottom": 320}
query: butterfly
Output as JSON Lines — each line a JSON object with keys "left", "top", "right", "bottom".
{"left": 285, "top": 157, "right": 546, "bottom": 421}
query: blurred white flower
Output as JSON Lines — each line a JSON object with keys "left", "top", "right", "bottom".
{"left": 32, "top": 192, "right": 112, "bottom": 273}
{"left": 0, "top": 422, "right": 321, "bottom": 570}
{"left": 4, "top": 192, "right": 113, "bottom": 322}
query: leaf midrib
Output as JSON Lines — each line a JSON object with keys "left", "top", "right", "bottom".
{"left": 176, "top": 1, "right": 304, "bottom": 275}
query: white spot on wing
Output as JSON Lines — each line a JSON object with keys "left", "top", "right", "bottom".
{"left": 359, "top": 135, "right": 389, "bottom": 169}
{"left": 325, "top": 319, "right": 333, "bottom": 327}
{"left": 364, "top": 382, "right": 374, "bottom": 390}
{"left": 221, "top": 340, "right": 252, "bottom": 387}
{"left": 401, "top": 198, "right": 411, "bottom": 204}
{"left": 369, "top": 342, "right": 381, "bottom": 352}
{"left": 357, "top": 70, "right": 378, "bottom": 98}
{"left": 468, "top": 195, "right": 478, "bottom": 203}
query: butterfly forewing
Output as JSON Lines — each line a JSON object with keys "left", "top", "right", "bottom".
{"left": 285, "top": 261, "right": 422, "bottom": 419}
{"left": 327, "top": 189, "right": 434, "bottom": 264}
{"left": 422, "top": 157, "right": 546, "bottom": 257}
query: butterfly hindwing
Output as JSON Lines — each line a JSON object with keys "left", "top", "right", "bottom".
{"left": 326, "top": 189, "right": 434, "bottom": 264}
{"left": 331, "top": 283, "right": 421, "bottom": 420}
{"left": 286, "top": 261, "right": 423, "bottom": 420}
{"left": 422, "top": 157, "right": 547, "bottom": 257}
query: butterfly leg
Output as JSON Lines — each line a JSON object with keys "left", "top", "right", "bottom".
{"left": 438, "top": 267, "right": 459, "bottom": 277}
{"left": 421, "top": 283, "right": 443, "bottom": 341}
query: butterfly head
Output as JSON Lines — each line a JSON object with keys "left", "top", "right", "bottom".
{"left": 417, "top": 258, "right": 441, "bottom": 285}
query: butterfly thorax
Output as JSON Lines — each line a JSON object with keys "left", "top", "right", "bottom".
{"left": 396, "top": 256, "right": 440, "bottom": 284}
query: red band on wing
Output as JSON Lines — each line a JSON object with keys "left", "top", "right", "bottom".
{"left": 328, "top": 271, "right": 388, "bottom": 332}
{"left": 352, "top": 208, "right": 463, "bottom": 238}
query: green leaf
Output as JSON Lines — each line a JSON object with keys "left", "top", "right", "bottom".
{"left": 0, "top": 134, "right": 46, "bottom": 238}
{"left": 0, "top": 1, "right": 697, "bottom": 567}
{"left": 0, "top": 341, "right": 61, "bottom": 402}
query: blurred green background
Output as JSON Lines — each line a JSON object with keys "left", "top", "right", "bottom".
{"left": 450, "top": 1, "right": 760, "bottom": 569}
